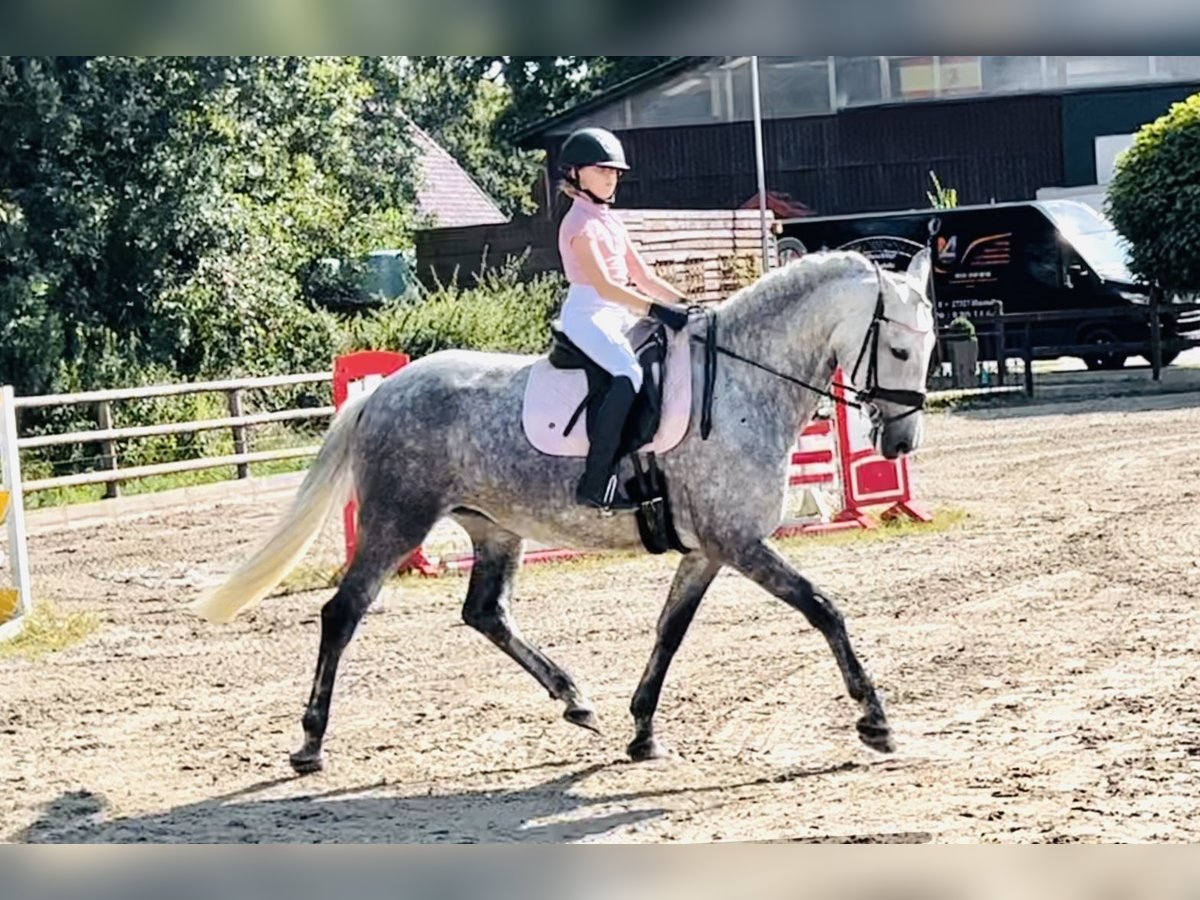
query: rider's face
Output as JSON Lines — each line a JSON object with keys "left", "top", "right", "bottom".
{"left": 576, "top": 165, "right": 621, "bottom": 201}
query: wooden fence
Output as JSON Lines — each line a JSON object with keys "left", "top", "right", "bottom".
{"left": 415, "top": 208, "right": 778, "bottom": 303}
{"left": 13, "top": 373, "right": 333, "bottom": 497}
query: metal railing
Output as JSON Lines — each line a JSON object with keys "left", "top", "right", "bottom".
{"left": 933, "top": 301, "right": 1200, "bottom": 398}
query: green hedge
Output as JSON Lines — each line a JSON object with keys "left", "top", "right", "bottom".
{"left": 1107, "top": 91, "right": 1200, "bottom": 295}
{"left": 342, "top": 265, "right": 562, "bottom": 360}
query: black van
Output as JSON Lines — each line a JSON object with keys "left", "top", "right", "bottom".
{"left": 777, "top": 200, "right": 1185, "bottom": 370}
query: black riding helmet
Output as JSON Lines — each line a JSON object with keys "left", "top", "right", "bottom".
{"left": 559, "top": 127, "right": 629, "bottom": 205}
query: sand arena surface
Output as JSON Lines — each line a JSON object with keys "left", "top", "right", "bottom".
{"left": 3, "top": 390, "right": 1200, "bottom": 842}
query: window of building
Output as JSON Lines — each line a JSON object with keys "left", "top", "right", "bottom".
{"left": 1047, "top": 56, "right": 1155, "bottom": 88}
{"left": 756, "top": 57, "right": 832, "bottom": 119}
{"left": 544, "top": 102, "right": 628, "bottom": 136}
{"left": 835, "top": 56, "right": 885, "bottom": 108}
{"left": 982, "top": 56, "right": 1046, "bottom": 94}
{"left": 1158, "top": 56, "right": 1200, "bottom": 79}
{"left": 714, "top": 57, "right": 755, "bottom": 123}
{"left": 888, "top": 56, "right": 984, "bottom": 100}
{"left": 628, "top": 63, "right": 722, "bottom": 129}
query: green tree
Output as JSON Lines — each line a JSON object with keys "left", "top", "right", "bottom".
{"left": 492, "top": 56, "right": 673, "bottom": 140}
{"left": 0, "top": 55, "right": 671, "bottom": 397}
{"left": 394, "top": 56, "right": 542, "bottom": 217}
{"left": 1107, "top": 91, "right": 1200, "bottom": 295}
{"left": 0, "top": 56, "right": 420, "bottom": 394}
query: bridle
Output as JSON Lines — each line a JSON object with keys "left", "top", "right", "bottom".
{"left": 846, "top": 266, "right": 930, "bottom": 422}
{"left": 694, "top": 264, "right": 931, "bottom": 440}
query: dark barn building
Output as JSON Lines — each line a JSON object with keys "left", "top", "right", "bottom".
{"left": 518, "top": 56, "right": 1200, "bottom": 217}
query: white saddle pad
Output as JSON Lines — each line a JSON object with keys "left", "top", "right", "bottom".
{"left": 521, "top": 329, "right": 692, "bottom": 457}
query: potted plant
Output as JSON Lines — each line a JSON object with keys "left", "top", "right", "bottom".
{"left": 945, "top": 315, "right": 979, "bottom": 387}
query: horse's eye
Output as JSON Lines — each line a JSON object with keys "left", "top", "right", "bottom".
{"left": 890, "top": 346, "right": 910, "bottom": 362}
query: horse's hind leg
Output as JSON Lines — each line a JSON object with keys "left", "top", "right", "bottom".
{"left": 290, "top": 499, "right": 441, "bottom": 775}
{"left": 725, "top": 539, "right": 894, "bottom": 754}
{"left": 455, "top": 511, "right": 599, "bottom": 734}
{"left": 628, "top": 553, "right": 721, "bottom": 761}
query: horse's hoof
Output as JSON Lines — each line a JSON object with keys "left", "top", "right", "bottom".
{"left": 627, "top": 735, "right": 668, "bottom": 762}
{"left": 564, "top": 705, "right": 601, "bottom": 734}
{"left": 289, "top": 750, "right": 324, "bottom": 775}
{"left": 856, "top": 716, "right": 895, "bottom": 754}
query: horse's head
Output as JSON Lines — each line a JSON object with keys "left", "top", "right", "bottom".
{"left": 835, "top": 249, "right": 936, "bottom": 460}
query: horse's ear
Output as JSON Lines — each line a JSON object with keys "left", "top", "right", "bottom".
{"left": 905, "top": 248, "right": 932, "bottom": 294}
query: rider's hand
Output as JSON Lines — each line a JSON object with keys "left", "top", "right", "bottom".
{"left": 648, "top": 302, "right": 689, "bottom": 332}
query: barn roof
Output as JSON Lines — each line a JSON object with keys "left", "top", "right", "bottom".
{"left": 410, "top": 121, "right": 509, "bottom": 228}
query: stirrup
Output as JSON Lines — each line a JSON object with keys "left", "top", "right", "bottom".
{"left": 577, "top": 474, "right": 637, "bottom": 515}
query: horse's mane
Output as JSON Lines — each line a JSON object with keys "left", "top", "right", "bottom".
{"left": 716, "top": 251, "right": 873, "bottom": 327}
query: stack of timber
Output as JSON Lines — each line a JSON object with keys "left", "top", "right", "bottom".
{"left": 414, "top": 209, "right": 778, "bottom": 303}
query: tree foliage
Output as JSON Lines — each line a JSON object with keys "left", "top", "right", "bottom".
{"left": 0, "top": 55, "right": 418, "bottom": 395}
{"left": 0, "top": 55, "right": 668, "bottom": 400}
{"left": 1107, "top": 91, "right": 1200, "bottom": 295}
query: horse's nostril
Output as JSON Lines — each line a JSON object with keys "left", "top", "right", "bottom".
{"left": 895, "top": 442, "right": 911, "bottom": 456}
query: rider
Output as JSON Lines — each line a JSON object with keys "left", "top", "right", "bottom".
{"left": 556, "top": 126, "right": 692, "bottom": 513}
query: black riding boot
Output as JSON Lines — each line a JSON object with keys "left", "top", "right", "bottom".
{"left": 576, "top": 375, "right": 638, "bottom": 513}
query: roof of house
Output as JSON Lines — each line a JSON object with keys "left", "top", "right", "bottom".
{"left": 514, "top": 57, "right": 706, "bottom": 147}
{"left": 410, "top": 122, "right": 509, "bottom": 228}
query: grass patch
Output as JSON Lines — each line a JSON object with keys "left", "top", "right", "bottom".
{"left": 0, "top": 601, "right": 99, "bottom": 659}
{"left": 775, "top": 505, "right": 969, "bottom": 550}
{"left": 24, "top": 448, "right": 313, "bottom": 510}
{"left": 25, "top": 457, "right": 312, "bottom": 510}
{"left": 274, "top": 561, "right": 345, "bottom": 597}
{"left": 927, "top": 389, "right": 1029, "bottom": 413}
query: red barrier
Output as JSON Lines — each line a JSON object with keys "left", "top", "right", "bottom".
{"left": 775, "top": 414, "right": 860, "bottom": 539}
{"left": 832, "top": 371, "right": 932, "bottom": 528}
{"left": 789, "top": 418, "right": 836, "bottom": 487}
{"left": 333, "top": 351, "right": 440, "bottom": 576}
{"left": 775, "top": 368, "right": 931, "bottom": 537}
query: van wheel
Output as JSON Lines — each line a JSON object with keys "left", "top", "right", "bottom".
{"left": 1080, "top": 327, "right": 1126, "bottom": 371}
{"left": 777, "top": 237, "right": 806, "bottom": 266}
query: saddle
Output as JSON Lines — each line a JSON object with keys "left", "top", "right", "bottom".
{"left": 522, "top": 316, "right": 693, "bottom": 554}
{"left": 523, "top": 317, "right": 692, "bottom": 459}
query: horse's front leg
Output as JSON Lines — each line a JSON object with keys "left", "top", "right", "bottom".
{"left": 725, "top": 538, "right": 894, "bottom": 753}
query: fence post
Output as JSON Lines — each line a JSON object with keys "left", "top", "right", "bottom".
{"left": 96, "top": 400, "right": 119, "bottom": 499}
{"left": 1023, "top": 322, "right": 1034, "bottom": 398}
{"left": 1150, "top": 286, "right": 1163, "bottom": 382}
{"left": 226, "top": 388, "right": 249, "bottom": 479}
{"left": 995, "top": 303, "right": 1006, "bottom": 387}
{"left": 0, "top": 385, "right": 33, "bottom": 641}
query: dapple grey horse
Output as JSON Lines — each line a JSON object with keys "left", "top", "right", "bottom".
{"left": 193, "top": 249, "right": 937, "bottom": 774}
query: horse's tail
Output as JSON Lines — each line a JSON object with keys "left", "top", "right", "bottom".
{"left": 190, "top": 390, "right": 369, "bottom": 624}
